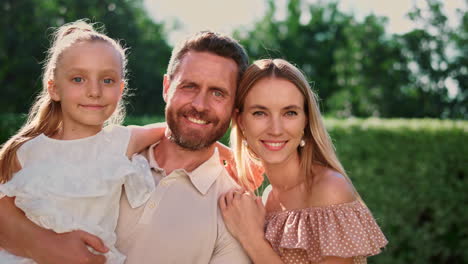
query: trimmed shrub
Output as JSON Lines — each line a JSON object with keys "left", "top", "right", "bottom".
{"left": 326, "top": 118, "right": 468, "bottom": 264}
{"left": 0, "top": 114, "right": 466, "bottom": 263}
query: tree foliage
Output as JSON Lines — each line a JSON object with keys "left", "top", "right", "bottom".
{"left": 0, "top": 0, "right": 466, "bottom": 119}
{"left": 234, "top": 0, "right": 467, "bottom": 118}
{"left": 0, "top": 0, "right": 171, "bottom": 115}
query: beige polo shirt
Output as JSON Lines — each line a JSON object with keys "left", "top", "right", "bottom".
{"left": 115, "top": 143, "right": 251, "bottom": 264}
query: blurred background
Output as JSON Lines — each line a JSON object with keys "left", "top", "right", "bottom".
{"left": 1, "top": 0, "right": 467, "bottom": 263}
{"left": 1, "top": 0, "right": 467, "bottom": 118}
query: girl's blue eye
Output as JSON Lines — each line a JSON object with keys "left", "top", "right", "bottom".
{"left": 72, "top": 77, "right": 83, "bottom": 83}
{"left": 103, "top": 78, "right": 114, "bottom": 84}
{"left": 286, "top": 111, "right": 298, "bottom": 116}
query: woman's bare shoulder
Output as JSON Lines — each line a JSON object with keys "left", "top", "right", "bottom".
{"left": 307, "top": 166, "right": 357, "bottom": 207}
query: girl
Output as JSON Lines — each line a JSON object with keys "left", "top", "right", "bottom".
{"left": 0, "top": 20, "right": 162, "bottom": 264}
{"left": 219, "top": 59, "right": 388, "bottom": 264}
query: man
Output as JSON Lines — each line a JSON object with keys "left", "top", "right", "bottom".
{"left": 0, "top": 31, "right": 250, "bottom": 263}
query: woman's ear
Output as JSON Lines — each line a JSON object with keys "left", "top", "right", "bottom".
{"left": 234, "top": 109, "right": 245, "bottom": 132}
{"left": 47, "top": 80, "right": 60, "bottom": 101}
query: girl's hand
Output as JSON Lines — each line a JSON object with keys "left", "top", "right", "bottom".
{"left": 218, "top": 189, "right": 266, "bottom": 243}
{"left": 216, "top": 141, "right": 233, "bottom": 163}
{"left": 216, "top": 142, "right": 265, "bottom": 191}
{"left": 214, "top": 142, "right": 240, "bottom": 182}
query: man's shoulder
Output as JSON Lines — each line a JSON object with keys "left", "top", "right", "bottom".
{"left": 136, "top": 143, "right": 158, "bottom": 163}
{"left": 214, "top": 167, "right": 241, "bottom": 193}
{"left": 137, "top": 147, "right": 151, "bottom": 160}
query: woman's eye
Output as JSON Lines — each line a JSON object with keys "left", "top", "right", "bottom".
{"left": 72, "top": 77, "right": 83, "bottom": 83}
{"left": 103, "top": 78, "right": 114, "bottom": 84}
{"left": 285, "top": 111, "right": 298, "bottom": 116}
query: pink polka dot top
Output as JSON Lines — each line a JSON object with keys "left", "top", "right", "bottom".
{"left": 264, "top": 200, "right": 388, "bottom": 264}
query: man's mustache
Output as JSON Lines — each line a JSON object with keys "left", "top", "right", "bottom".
{"left": 179, "top": 108, "right": 218, "bottom": 124}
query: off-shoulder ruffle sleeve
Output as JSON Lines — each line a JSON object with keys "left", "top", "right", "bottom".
{"left": 265, "top": 200, "right": 388, "bottom": 264}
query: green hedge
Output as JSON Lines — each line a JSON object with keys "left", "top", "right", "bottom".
{"left": 326, "top": 118, "right": 468, "bottom": 264}
{"left": 1, "top": 114, "right": 467, "bottom": 264}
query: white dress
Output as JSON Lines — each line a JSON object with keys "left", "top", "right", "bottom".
{"left": 0, "top": 125, "right": 155, "bottom": 264}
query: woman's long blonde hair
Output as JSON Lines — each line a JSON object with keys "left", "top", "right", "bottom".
{"left": 231, "top": 59, "right": 353, "bottom": 193}
{"left": 0, "top": 19, "right": 128, "bottom": 183}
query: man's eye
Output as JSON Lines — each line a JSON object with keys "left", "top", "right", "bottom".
{"left": 252, "top": 111, "right": 265, "bottom": 116}
{"left": 213, "top": 90, "right": 224, "bottom": 97}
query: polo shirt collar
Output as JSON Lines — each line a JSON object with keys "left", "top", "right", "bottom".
{"left": 147, "top": 142, "right": 223, "bottom": 195}
{"left": 147, "top": 142, "right": 164, "bottom": 173}
{"left": 187, "top": 147, "right": 223, "bottom": 195}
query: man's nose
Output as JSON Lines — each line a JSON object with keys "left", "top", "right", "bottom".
{"left": 191, "top": 91, "right": 208, "bottom": 113}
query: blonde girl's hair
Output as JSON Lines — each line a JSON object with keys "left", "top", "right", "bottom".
{"left": 231, "top": 59, "right": 356, "bottom": 194}
{"left": 0, "top": 19, "right": 128, "bottom": 183}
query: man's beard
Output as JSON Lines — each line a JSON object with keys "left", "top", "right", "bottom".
{"left": 166, "top": 106, "right": 230, "bottom": 151}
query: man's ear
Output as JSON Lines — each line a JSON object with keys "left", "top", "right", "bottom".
{"left": 47, "top": 80, "right": 60, "bottom": 101}
{"left": 163, "top": 74, "right": 171, "bottom": 103}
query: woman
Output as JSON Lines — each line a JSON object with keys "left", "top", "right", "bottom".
{"left": 219, "top": 59, "right": 387, "bottom": 264}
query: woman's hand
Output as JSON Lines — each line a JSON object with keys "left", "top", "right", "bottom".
{"left": 218, "top": 189, "right": 266, "bottom": 243}
{"left": 219, "top": 190, "right": 285, "bottom": 264}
